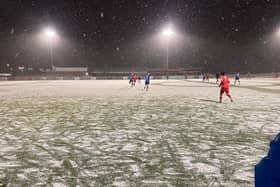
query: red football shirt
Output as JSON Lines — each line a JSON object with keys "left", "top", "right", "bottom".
{"left": 220, "top": 75, "right": 230, "bottom": 89}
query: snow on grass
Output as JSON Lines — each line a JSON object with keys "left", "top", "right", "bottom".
{"left": 0, "top": 79, "right": 279, "bottom": 186}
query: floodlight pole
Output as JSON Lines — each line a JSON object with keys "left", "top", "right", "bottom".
{"left": 49, "top": 40, "right": 54, "bottom": 71}
{"left": 162, "top": 28, "right": 173, "bottom": 79}
{"left": 166, "top": 38, "right": 169, "bottom": 79}
{"left": 44, "top": 27, "right": 57, "bottom": 72}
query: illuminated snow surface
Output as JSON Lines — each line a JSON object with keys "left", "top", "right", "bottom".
{"left": 0, "top": 79, "right": 279, "bottom": 186}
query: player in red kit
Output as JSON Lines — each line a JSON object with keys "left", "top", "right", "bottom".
{"left": 219, "top": 72, "right": 233, "bottom": 103}
{"left": 132, "top": 74, "right": 138, "bottom": 87}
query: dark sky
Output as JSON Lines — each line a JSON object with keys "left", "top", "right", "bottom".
{"left": 1, "top": 0, "right": 280, "bottom": 73}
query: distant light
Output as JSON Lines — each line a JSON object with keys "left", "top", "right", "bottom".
{"left": 162, "top": 29, "right": 174, "bottom": 37}
{"left": 44, "top": 28, "right": 57, "bottom": 38}
{"left": 277, "top": 28, "right": 280, "bottom": 38}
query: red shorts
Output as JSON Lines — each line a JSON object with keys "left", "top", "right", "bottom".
{"left": 220, "top": 87, "right": 230, "bottom": 95}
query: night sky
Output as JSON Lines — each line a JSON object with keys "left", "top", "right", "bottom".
{"left": 1, "top": 0, "right": 280, "bottom": 73}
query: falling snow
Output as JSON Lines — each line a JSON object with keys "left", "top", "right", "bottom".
{"left": 0, "top": 1, "right": 278, "bottom": 72}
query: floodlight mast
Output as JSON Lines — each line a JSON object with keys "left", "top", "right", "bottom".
{"left": 43, "top": 27, "right": 57, "bottom": 71}
{"left": 162, "top": 28, "right": 174, "bottom": 79}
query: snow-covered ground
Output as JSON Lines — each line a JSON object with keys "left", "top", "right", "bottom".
{"left": 0, "top": 79, "right": 279, "bottom": 186}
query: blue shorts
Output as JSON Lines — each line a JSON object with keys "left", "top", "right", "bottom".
{"left": 145, "top": 81, "right": 150, "bottom": 85}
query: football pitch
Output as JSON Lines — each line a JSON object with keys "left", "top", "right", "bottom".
{"left": 0, "top": 79, "right": 280, "bottom": 186}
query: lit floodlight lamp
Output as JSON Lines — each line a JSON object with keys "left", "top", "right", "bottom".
{"left": 162, "top": 29, "right": 174, "bottom": 37}
{"left": 44, "top": 28, "right": 57, "bottom": 38}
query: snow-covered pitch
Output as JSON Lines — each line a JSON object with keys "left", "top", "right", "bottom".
{"left": 0, "top": 78, "right": 279, "bottom": 186}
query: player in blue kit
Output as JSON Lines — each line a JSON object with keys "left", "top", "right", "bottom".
{"left": 144, "top": 72, "right": 151, "bottom": 91}
{"left": 234, "top": 72, "right": 240, "bottom": 85}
